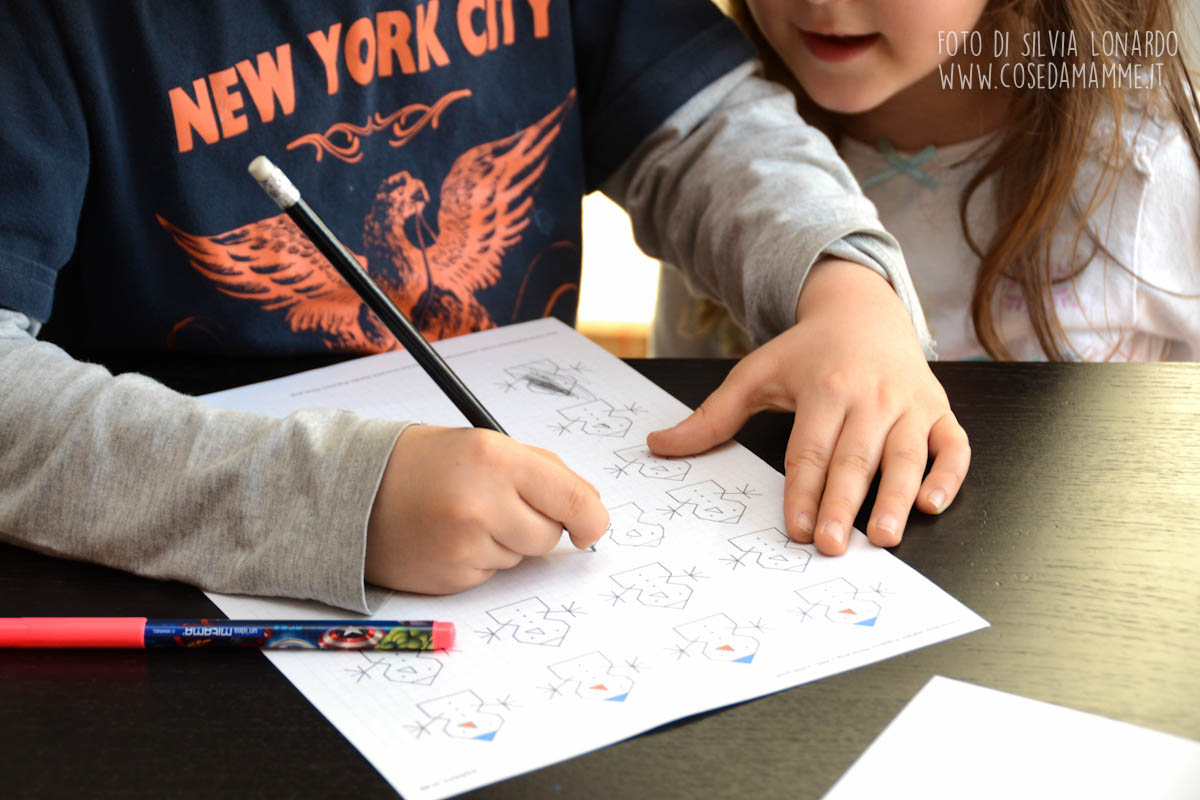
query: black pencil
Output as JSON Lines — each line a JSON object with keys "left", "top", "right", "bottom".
{"left": 248, "top": 156, "right": 506, "bottom": 434}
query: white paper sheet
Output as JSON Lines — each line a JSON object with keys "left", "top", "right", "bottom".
{"left": 824, "top": 676, "right": 1200, "bottom": 800}
{"left": 202, "top": 318, "right": 988, "bottom": 800}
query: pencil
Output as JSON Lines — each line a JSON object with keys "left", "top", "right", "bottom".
{"left": 248, "top": 156, "right": 506, "bottom": 434}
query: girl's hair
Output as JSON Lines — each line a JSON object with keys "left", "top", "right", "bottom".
{"left": 728, "top": 0, "right": 1200, "bottom": 360}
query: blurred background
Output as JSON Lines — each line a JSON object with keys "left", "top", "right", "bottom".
{"left": 576, "top": 193, "right": 660, "bottom": 358}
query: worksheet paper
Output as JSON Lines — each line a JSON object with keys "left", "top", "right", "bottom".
{"left": 823, "top": 676, "right": 1200, "bottom": 799}
{"left": 202, "top": 318, "right": 988, "bottom": 800}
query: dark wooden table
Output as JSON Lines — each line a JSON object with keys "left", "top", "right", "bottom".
{"left": 2, "top": 358, "right": 1198, "bottom": 799}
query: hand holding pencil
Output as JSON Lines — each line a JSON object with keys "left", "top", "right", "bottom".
{"left": 249, "top": 158, "right": 609, "bottom": 595}
{"left": 365, "top": 425, "right": 608, "bottom": 594}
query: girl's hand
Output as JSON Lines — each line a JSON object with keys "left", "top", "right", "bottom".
{"left": 365, "top": 425, "right": 610, "bottom": 593}
{"left": 647, "top": 257, "right": 969, "bottom": 555}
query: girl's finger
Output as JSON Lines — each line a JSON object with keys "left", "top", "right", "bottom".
{"left": 917, "top": 412, "right": 971, "bottom": 514}
{"left": 866, "top": 415, "right": 929, "bottom": 547}
{"left": 781, "top": 402, "right": 846, "bottom": 544}
{"left": 647, "top": 356, "right": 777, "bottom": 457}
{"left": 813, "top": 410, "right": 893, "bottom": 556}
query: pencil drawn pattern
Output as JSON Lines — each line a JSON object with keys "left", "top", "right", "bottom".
{"left": 793, "top": 578, "right": 885, "bottom": 627}
{"left": 665, "top": 480, "right": 747, "bottom": 524}
{"left": 413, "top": 691, "right": 504, "bottom": 741}
{"left": 550, "top": 398, "right": 639, "bottom": 437}
{"left": 604, "top": 502, "right": 668, "bottom": 548}
{"left": 344, "top": 650, "right": 444, "bottom": 686}
{"left": 476, "top": 597, "right": 584, "bottom": 647}
{"left": 542, "top": 652, "right": 634, "bottom": 703}
{"left": 722, "top": 528, "right": 814, "bottom": 573}
{"left": 604, "top": 562, "right": 695, "bottom": 610}
{"left": 502, "top": 359, "right": 591, "bottom": 398}
{"left": 611, "top": 445, "right": 691, "bottom": 481}
{"left": 671, "top": 614, "right": 760, "bottom": 664}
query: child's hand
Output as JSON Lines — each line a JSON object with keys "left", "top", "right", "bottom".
{"left": 364, "top": 425, "right": 610, "bottom": 593}
{"left": 647, "top": 257, "right": 969, "bottom": 556}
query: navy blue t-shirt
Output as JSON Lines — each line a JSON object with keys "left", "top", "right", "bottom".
{"left": 0, "top": 0, "right": 751, "bottom": 356}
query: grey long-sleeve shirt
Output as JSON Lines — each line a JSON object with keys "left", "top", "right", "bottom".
{"left": 0, "top": 63, "right": 930, "bottom": 612}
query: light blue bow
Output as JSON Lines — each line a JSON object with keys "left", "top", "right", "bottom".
{"left": 860, "top": 139, "right": 939, "bottom": 190}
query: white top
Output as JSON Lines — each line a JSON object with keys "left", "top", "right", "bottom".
{"left": 654, "top": 105, "right": 1200, "bottom": 362}
{"left": 839, "top": 108, "right": 1200, "bottom": 361}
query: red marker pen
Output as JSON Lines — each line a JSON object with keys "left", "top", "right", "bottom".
{"left": 0, "top": 618, "right": 455, "bottom": 650}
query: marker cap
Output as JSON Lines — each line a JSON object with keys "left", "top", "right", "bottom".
{"left": 432, "top": 621, "right": 455, "bottom": 650}
{"left": 0, "top": 617, "right": 148, "bottom": 648}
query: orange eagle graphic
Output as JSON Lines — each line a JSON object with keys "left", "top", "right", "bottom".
{"left": 158, "top": 91, "right": 576, "bottom": 352}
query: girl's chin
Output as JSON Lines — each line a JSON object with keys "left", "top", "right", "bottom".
{"left": 789, "top": 63, "right": 893, "bottom": 115}
{"left": 803, "top": 87, "right": 889, "bottom": 116}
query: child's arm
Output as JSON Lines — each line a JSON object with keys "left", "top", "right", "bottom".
{"left": 0, "top": 312, "right": 608, "bottom": 608}
{"left": 604, "top": 64, "right": 968, "bottom": 553}
{"left": 604, "top": 62, "right": 933, "bottom": 356}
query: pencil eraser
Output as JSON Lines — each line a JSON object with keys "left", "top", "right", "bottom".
{"left": 432, "top": 621, "right": 455, "bottom": 651}
{"left": 247, "top": 155, "right": 274, "bottom": 182}
{"left": 248, "top": 155, "right": 300, "bottom": 209}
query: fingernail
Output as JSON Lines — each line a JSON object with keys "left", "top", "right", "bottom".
{"left": 821, "top": 520, "right": 847, "bottom": 548}
{"left": 876, "top": 514, "right": 898, "bottom": 536}
{"left": 928, "top": 489, "right": 947, "bottom": 512}
{"left": 794, "top": 512, "right": 814, "bottom": 536}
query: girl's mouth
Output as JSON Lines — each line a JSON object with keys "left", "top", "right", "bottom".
{"left": 801, "top": 31, "right": 881, "bottom": 63}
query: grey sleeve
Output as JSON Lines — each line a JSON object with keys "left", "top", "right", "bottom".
{"left": 0, "top": 309, "right": 406, "bottom": 612}
{"left": 603, "top": 60, "right": 935, "bottom": 358}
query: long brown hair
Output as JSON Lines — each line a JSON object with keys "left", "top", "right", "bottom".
{"left": 728, "top": 0, "right": 1200, "bottom": 360}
